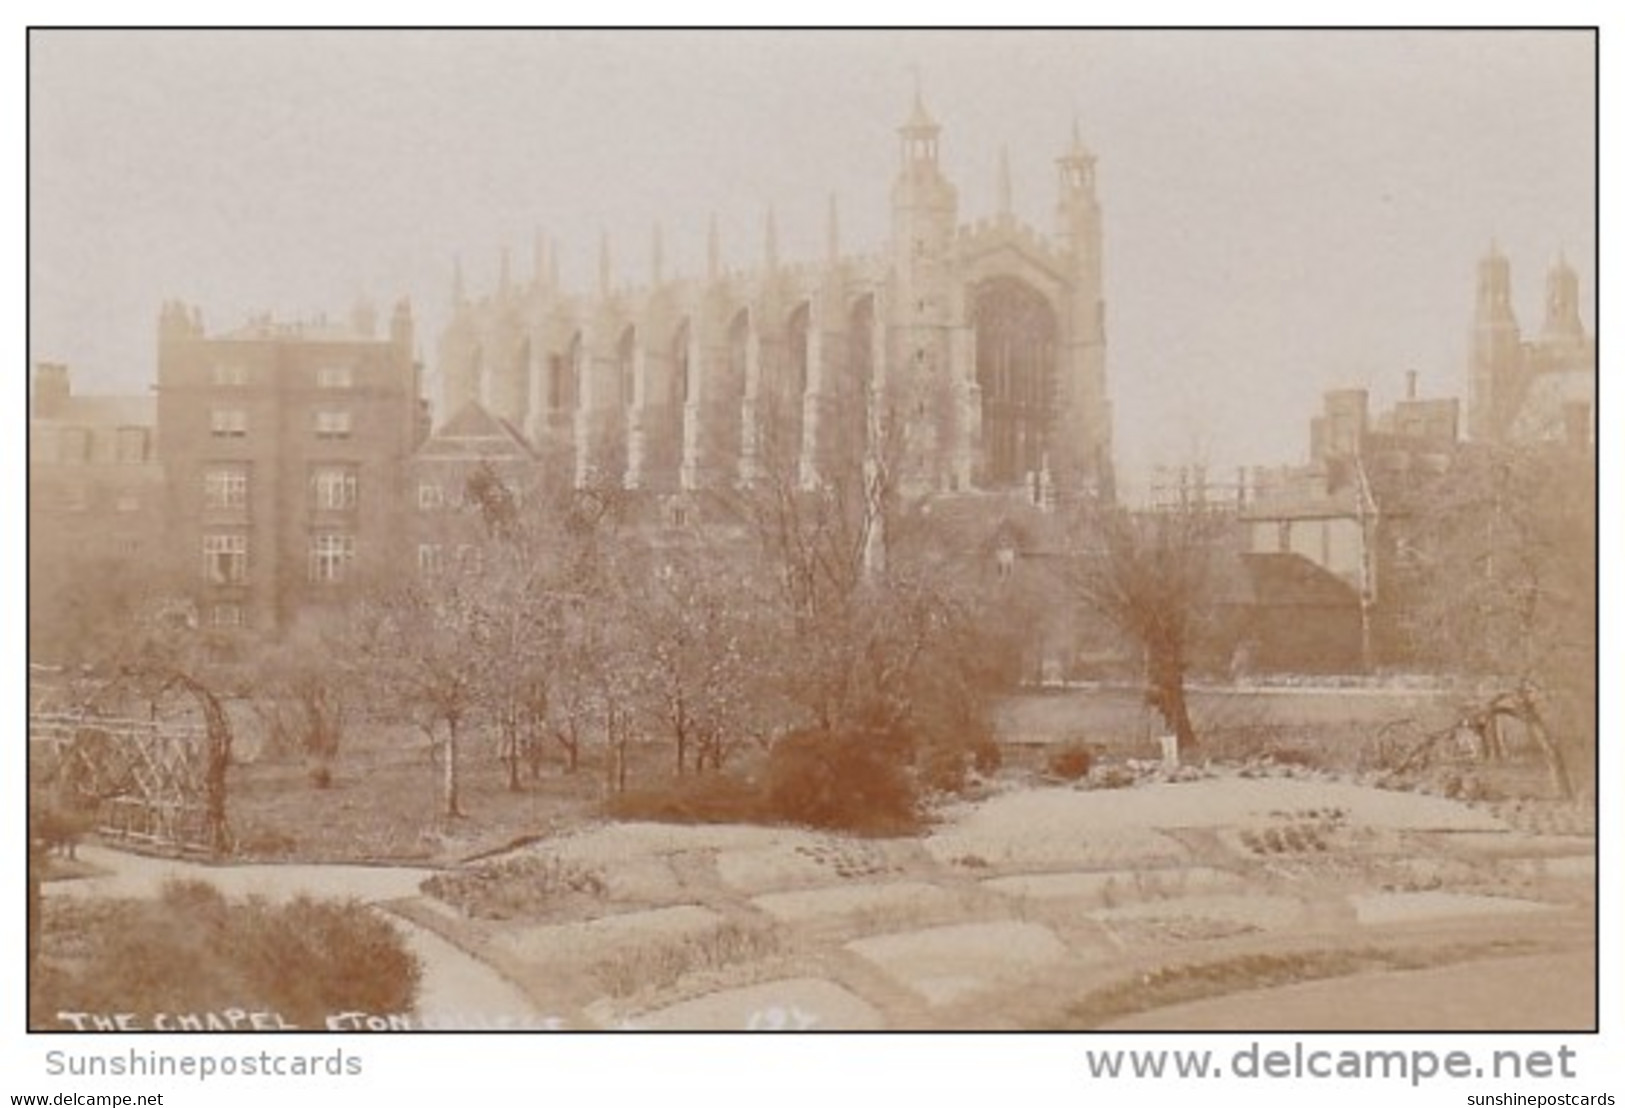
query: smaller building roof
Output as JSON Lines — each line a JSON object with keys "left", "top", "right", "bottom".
{"left": 415, "top": 399, "right": 536, "bottom": 462}
{"left": 215, "top": 316, "right": 379, "bottom": 344}
{"left": 1217, "top": 551, "right": 1361, "bottom": 610}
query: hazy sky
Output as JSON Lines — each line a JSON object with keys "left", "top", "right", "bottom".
{"left": 28, "top": 29, "right": 1595, "bottom": 488}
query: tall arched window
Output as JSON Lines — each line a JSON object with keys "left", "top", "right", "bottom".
{"left": 671, "top": 321, "right": 690, "bottom": 408}
{"left": 565, "top": 332, "right": 584, "bottom": 411}
{"left": 775, "top": 302, "right": 811, "bottom": 468}
{"left": 617, "top": 326, "right": 637, "bottom": 409}
{"left": 843, "top": 295, "right": 875, "bottom": 469}
{"left": 705, "top": 308, "right": 749, "bottom": 479}
{"left": 974, "top": 277, "right": 1058, "bottom": 485}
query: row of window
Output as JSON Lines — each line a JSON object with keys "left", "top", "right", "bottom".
{"left": 201, "top": 532, "right": 355, "bottom": 585}
{"left": 415, "top": 481, "right": 528, "bottom": 512}
{"left": 209, "top": 408, "right": 352, "bottom": 439}
{"left": 202, "top": 465, "right": 360, "bottom": 511}
{"left": 210, "top": 363, "right": 357, "bottom": 390}
{"left": 53, "top": 487, "right": 145, "bottom": 513}
{"left": 416, "top": 543, "right": 482, "bottom": 575}
{"left": 51, "top": 426, "right": 153, "bottom": 464}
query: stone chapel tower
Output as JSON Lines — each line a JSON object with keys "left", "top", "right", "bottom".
{"left": 888, "top": 91, "right": 962, "bottom": 492}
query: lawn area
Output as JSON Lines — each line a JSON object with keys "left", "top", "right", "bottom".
{"left": 206, "top": 684, "right": 1564, "bottom": 865}
{"left": 226, "top": 721, "right": 619, "bottom": 865}
{"left": 992, "top": 684, "right": 1458, "bottom": 766}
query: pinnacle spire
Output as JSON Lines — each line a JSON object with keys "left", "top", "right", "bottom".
{"left": 826, "top": 192, "right": 840, "bottom": 262}
{"left": 998, "top": 144, "right": 1013, "bottom": 218}
{"left": 598, "top": 231, "right": 612, "bottom": 297}
{"left": 452, "top": 256, "right": 466, "bottom": 306}
{"left": 707, "top": 213, "right": 721, "bottom": 281}
{"left": 499, "top": 245, "right": 512, "bottom": 295}
{"left": 902, "top": 65, "right": 937, "bottom": 132}
{"left": 651, "top": 221, "right": 665, "bottom": 285}
{"left": 765, "top": 206, "right": 778, "bottom": 271}
{"left": 899, "top": 71, "right": 940, "bottom": 165}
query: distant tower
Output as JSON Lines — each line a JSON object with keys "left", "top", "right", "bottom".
{"left": 1541, "top": 253, "right": 1584, "bottom": 344}
{"left": 439, "top": 261, "right": 479, "bottom": 418}
{"left": 1468, "top": 244, "right": 1521, "bottom": 442}
{"left": 32, "top": 362, "right": 70, "bottom": 419}
{"left": 351, "top": 293, "right": 378, "bottom": 339}
{"left": 390, "top": 297, "right": 414, "bottom": 352}
{"left": 1055, "top": 120, "right": 1112, "bottom": 495}
{"left": 157, "top": 300, "right": 202, "bottom": 365}
{"left": 889, "top": 88, "right": 960, "bottom": 490}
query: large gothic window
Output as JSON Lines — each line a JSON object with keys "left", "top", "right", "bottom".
{"left": 844, "top": 295, "right": 875, "bottom": 470}
{"left": 651, "top": 320, "right": 690, "bottom": 488}
{"left": 724, "top": 307, "right": 747, "bottom": 438}
{"left": 617, "top": 326, "right": 637, "bottom": 409}
{"left": 774, "top": 302, "right": 811, "bottom": 468}
{"left": 556, "top": 332, "right": 582, "bottom": 413}
{"left": 671, "top": 321, "right": 690, "bottom": 409}
{"left": 974, "top": 277, "right": 1057, "bottom": 486}
{"left": 469, "top": 344, "right": 485, "bottom": 407}
{"left": 513, "top": 337, "right": 531, "bottom": 423}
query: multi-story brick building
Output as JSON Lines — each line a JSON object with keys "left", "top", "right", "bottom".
{"left": 154, "top": 297, "right": 423, "bottom": 634}
{"left": 1239, "top": 378, "right": 1463, "bottom": 668}
{"left": 29, "top": 363, "right": 164, "bottom": 660}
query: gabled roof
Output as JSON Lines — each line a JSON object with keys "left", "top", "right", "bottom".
{"left": 416, "top": 399, "right": 536, "bottom": 461}
{"left": 1216, "top": 552, "right": 1361, "bottom": 609}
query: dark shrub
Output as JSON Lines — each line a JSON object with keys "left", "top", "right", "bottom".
{"left": 919, "top": 741, "right": 971, "bottom": 794}
{"left": 30, "top": 879, "right": 421, "bottom": 1030}
{"left": 765, "top": 730, "right": 919, "bottom": 835}
{"left": 1046, "top": 741, "right": 1094, "bottom": 780}
{"left": 971, "top": 740, "right": 1004, "bottom": 776}
{"left": 30, "top": 798, "right": 95, "bottom": 860}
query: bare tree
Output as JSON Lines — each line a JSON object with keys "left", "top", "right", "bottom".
{"left": 1065, "top": 501, "right": 1231, "bottom": 755}
{"left": 717, "top": 381, "right": 1016, "bottom": 788}
{"left": 251, "top": 616, "right": 357, "bottom": 788}
{"left": 356, "top": 573, "right": 488, "bottom": 821}
{"left": 1394, "top": 443, "right": 1594, "bottom": 798}
{"left": 620, "top": 542, "right": 772, "bottom": 776}
{"left": 470, "top": 471, "right": 645, "bottom": 792}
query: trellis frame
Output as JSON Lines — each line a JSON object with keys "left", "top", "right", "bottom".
{"left": 29, "top": 713, "right": 224, "bottom": 854}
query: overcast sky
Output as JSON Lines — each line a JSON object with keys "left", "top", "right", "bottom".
{"left": 27, "top": 29, "right": 1595, "bottom": 489}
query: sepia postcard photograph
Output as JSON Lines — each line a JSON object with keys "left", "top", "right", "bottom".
{"left": 25, "top": 27, "right": 1598, "bottom": 1044}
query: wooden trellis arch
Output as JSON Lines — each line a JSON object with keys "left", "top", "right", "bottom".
{"left": 29, "top": 713, "right": 228, "bottom": 854}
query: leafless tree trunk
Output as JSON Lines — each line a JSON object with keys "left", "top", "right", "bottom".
{"left": 1393, "top": 443, "right": 1593, "bottom": 801}
{"left": 1067, "top": 501, "right": 1229, "bottom": 755}
{"left": 441, "top": 715, "right": 463, "bottom": 820}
